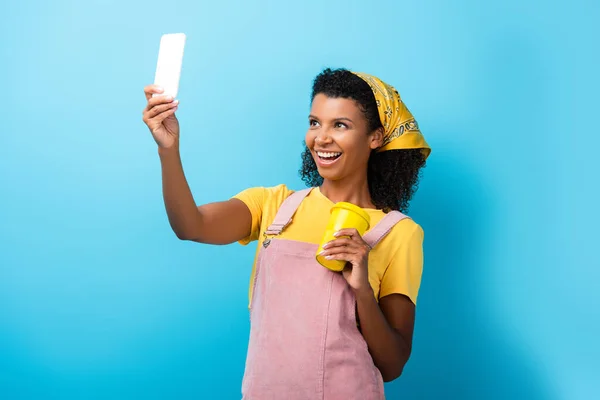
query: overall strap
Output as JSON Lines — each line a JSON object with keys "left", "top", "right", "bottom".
{"left": 363, "top": 211, "right": 410, "bottom": 249}
{"left": 265, "top": 188, "right": 313, "bottom": 235}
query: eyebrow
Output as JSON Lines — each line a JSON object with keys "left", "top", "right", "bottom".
{"left": 308, "top": 115, "right": 354, "bottom": 123}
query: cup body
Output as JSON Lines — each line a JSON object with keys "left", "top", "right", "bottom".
{"left": 316, "top": 202, "right": 371, "bottom": 272}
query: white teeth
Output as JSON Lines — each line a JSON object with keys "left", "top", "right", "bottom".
{"left": 317, "top": 151, "right": 342, "bottom": 158}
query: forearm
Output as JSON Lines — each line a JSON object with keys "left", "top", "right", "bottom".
{"left": 158, "top": 144, "right": 202, "bottom": 239}
{"left": 354, "top": 288, "right": 411, "bottom": 381}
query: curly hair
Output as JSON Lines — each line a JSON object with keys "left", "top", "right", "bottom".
{"left": 299, "top": 68, "right": 426, "bottom": 214}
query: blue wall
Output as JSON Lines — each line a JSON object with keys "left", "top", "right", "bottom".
{"left": 1, "top": 0, "right": 598, "bottom": 399}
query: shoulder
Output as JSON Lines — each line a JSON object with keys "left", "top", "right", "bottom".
{"left": 259, "top": 184, "right": 297, "bottom": 211}
{"left": 381, "top": 213, "right": 424, "bottom": 250}
{"left": 267, "top": 183, "right": 296, "bottom": 204}
{"left": 396, "top": 215, "right": 424, "bottom": 237}
{"left": 233, "top": 184, "right": 297, "bottom": 209}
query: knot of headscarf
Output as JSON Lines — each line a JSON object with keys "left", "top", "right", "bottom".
{"left": 352, "top": 72, "right": 431, "bottom": 159}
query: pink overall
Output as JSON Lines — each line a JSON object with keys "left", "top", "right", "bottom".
{"left": 241, "top": 188, "right": 409, "bottom": 400}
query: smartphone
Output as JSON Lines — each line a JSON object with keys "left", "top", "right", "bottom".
{"left": 153, "top": 33, "right": 186, "bottom": 98}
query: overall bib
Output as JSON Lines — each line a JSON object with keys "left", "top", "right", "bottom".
{"left": 242, "top": 188, "right": 409, "bottom": 400}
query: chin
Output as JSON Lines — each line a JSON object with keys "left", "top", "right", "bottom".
{"left": 316, "top": 169, "right": 342, "bottom": 182}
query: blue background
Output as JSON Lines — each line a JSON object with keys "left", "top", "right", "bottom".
{"left": 1, "top": 0, "right": 598, "bottom": 399}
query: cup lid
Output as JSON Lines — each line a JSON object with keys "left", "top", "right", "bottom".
{"left": 331, "top": 202, "right": 371, "bottom": 225}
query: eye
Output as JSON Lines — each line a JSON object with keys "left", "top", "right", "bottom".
{"left": 309, "top": 119, "right": 320, "bottom": 127}
{"left": 335, "top": 122, "right": 348, "bottom": 129}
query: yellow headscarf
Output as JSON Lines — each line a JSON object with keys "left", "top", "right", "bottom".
{"left": 352, "top": 72, "right": 431, "bottom": 159}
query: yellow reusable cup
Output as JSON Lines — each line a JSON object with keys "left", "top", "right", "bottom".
{"left": 316, "top": 202, "right": 371, "bottom": 272}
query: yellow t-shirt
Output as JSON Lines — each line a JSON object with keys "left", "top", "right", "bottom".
{"left": 232, "top": 184, "right": 424, "bottom": 307}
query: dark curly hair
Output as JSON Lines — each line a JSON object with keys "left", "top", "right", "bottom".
{"left": 299, "top": 68, "right": 426, "bottom": 214}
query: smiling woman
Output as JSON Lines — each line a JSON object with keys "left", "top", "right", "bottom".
{"left": 301, "top": 69, "right": 429, "bottom": 214}
{"left": 307, "top": 93, "right": 378, "bottom": 188}
{"left": 142, "top": 67, "right": 431, "bottom": 400}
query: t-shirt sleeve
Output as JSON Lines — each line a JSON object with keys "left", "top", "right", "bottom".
{"left": 379, "top": 223, "right": 424, "bottom": 305}
{"left": 231, "top": 187, "right": 267, "bottom": 245}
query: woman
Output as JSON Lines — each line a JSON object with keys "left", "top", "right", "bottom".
{"left": 142, "top": 68, "right": 431, "bottom": 399}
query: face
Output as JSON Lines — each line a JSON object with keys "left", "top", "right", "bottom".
{"left": 305, "top": 94, "right": 383, "bottom": 182}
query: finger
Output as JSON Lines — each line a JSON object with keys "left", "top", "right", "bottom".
{"left": 145, "top": 99, "right": 179, "bottom": 119}
{"left": 324, "top": 252, "right": 355, "bottom": 263}
{"left": 145, "top": 106, "right": 178, "bottom": 129}
{"left": 144, "top": 85, "right": 164, "bottom": 101}
{"left": 333, "top": 229, "right": 369, "bottom": 248}
{"left": 143, "top": 100, "right": 177, "bottom": 123}
{"left": 334, "top": 228, "right": 361, "bottom": 239}
{"left": 320, "top": 241, "right": 363, "bottom": 256}
{"left": 322, "top": 237, "right": 359, "bottom": 250}
{"left": 151, "top": 106, "right": 178, "bottom": 125}
{"left": 322, "top": 243, "right": 363, "bottom": 255}
{"left": 145, "top": 95, "right": 175, "bottom": 111}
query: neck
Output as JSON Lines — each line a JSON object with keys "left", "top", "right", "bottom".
{"left": 320, "top": 173, "right": 375, "bottom": 209}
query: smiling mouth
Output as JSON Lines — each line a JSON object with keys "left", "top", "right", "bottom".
{"left": 316, "top": 151, "right": 342, "bottom": 161}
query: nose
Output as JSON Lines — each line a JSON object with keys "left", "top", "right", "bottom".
{"left": 315, "top": 128, "right": 333, "bottom": 146}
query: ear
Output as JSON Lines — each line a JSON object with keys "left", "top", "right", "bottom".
{"left": 369, "top": 127, "right": 385, "bottom": 150}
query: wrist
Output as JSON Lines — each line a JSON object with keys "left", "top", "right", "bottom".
{"left": 353, "top": 285, "right": 375, "bottom": 302}
{"left": 158, "top": 142, "right": 180, "bottom": 157}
